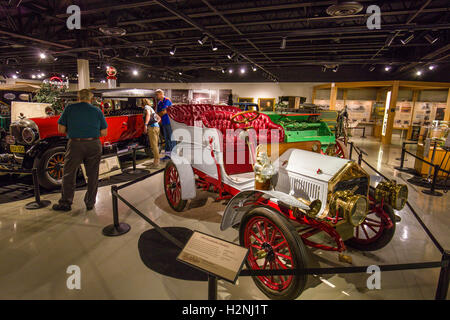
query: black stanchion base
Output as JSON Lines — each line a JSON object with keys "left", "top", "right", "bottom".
{"left": 123, "top": 168, "right": 150, "bottom": 175}
{"left": 422, "top": 190, "right": 443, "bottom": 197}
{"left": 102, "top": 223, "right": 131, "bottom": 237}
{"left": 25, "top": 200, "right": 51, "bottom": 210}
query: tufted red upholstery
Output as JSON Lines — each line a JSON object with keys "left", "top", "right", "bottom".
{"left": 168, "top": 104, "right": 285, "bottom": 175}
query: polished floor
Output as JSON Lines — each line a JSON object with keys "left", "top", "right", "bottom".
{"left": 0, "top": 136, "right": 448, "bottom": 300}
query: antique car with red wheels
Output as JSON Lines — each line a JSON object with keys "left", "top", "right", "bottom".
{"left": 164, "top": 104, "right": 408, "bottom": 300}
{"left": 0, "top": 89, "right": 157, "bottom": 189}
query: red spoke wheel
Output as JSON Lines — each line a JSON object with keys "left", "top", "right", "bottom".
{"left": 164, "top": 161, "right": 187, "bottom": 212}
{"left": 333, "top": 139, "right": 348, "bottom": 159}
{"left": 345, "top": 189, "right": 396, "bottom": 251}
{"left": 239, "top": 207, "right": 309, "bottom": 300}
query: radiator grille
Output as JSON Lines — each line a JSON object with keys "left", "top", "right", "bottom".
{"left": 10, "top": 125, "right": 24, "bottom": 145}
{"left": 290, "top": 176, "right": 321, "bottom": 200}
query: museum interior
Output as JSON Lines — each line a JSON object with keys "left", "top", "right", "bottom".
{"left": 0, "top": 0, "right": 449, "bottom": 302}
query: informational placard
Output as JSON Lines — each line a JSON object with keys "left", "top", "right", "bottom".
{"left": 177, "top": 231, "right": 249, "bottom": 284}
{"left": 81, "top": 156, "right": 122, "bottom": 181}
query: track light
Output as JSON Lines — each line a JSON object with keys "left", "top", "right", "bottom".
{"left": 221, "top": 68, "right": 225, "bottom": 74}
{"left": 227, "top": 52, "right": 236, "bottom": 60}
{"left": 170, "top": 45, "right": 176, "bottom": 56}
{"left": 280, "top": 37, "right": 287, "bottom": 49}
{"left": 429, "top": 65, "right": 436, "bottom": 70}
{"left": 240, "top": 67, "right": 246, "bottom": 74}
{"left": 332, "top": 65, "right": 339, "bottom": 73}
{"left": 39, "top": 52, "right": 47, "bottom": 59}
{"left": 252, "top": 65, "right": 257, "bottom": 72}
{"left": 321, "top": 66, "right": 327, "bottom": 72}
{"left": 198, "top": 34, "right": 209, "bottom": 45}
{"left": 425, "top": 34, "right": 439, "bottom": 45}
{"left": 32, "top": 75, "right": 36, "bottom": 79}
{"left": 416, "top": 70, "right": 423, "bottom": 76}
{"left": 132, "top": 69, "right": 139, "bottom": 76}
{"left": 400, "top": 34, "right": 414, "bottom": 45}
{"left": 385, "top": 34, "right": 395, "bottom": 47}
{"left": 369, "top": 65, "right": 376, "bottom": 72}
{"left": 384, "top": 66, "right": 392, "bottom": 72}
{"left": 228, "top": 68, "right": 234, "bottom": 74}
{"left": 211, "top": 40, "right": 218, "bottom": 51}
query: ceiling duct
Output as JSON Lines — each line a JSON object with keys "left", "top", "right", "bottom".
{"left": 99, "top": 13, "right": 126, "bottom": 37}
{"left": 326, "top": 1, "right": 363, "bottom": 16}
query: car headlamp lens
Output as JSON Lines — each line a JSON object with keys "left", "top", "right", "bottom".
{"left": 306, "top": 199, "right": 322, "bottom": 217}
{"left": 22, "top": 127, "right": 36, "bottom": 144}
{"left": 349, "top": 196, "right": 368, "bottom": 226}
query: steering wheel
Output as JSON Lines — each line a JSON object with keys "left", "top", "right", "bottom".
{"left": 231, "top": 110, "right": 261, "bottom": 127}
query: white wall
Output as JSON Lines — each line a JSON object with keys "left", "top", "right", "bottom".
{"left": 88, "top": 82, "right": 321, "bottom": 103}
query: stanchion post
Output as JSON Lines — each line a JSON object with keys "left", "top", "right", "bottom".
{"left": 132, "top": 147, "right": 137, "bottom": 172}
{"left": 349, "top": 142, "right": 354, "bottom": 160}
{"left": 358, "top": 152, "right": 363, "bottom": 166}
{"left": 208, "top": 274, "right": 218, "bottom": 300}
{"left": 399, "top": 144, "right": 406, "bottom": 170}
{"left": 362, "top": 127, "right": 366, "bottom": 138}
{"left": 423, "top": 164, "right": 443, "bottom": 197}
{"left": 25, "top": 168, "right": 51, "bottom": 210}
{"left": 102, "top": 185, "right": 131, "bottom": 236}
{"left": 435, "top": 250, "right": 450, "bottom": 300}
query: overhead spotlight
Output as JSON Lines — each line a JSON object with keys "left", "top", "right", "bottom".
{"left": 228, "top": 68, "right": 234, "bottom": 74}
{"left": 198, "top": 34, "right": 209, "bottom": 45}
{"left": 321, "top": 66, "right": 327, "bottom": 72}
{"left": 143, "top": 48, "right": 150, "bottom": 57}
{"left": 211, "top": 40, "right": 218, "bottom": 51}
{"left": 416, "top": 70, "right": 423, "bottom": 76}
{"left": 227, "top": 52, "right": 236, "bottom": 60}
{"left": 132, "top": 69, "right": 139, "bottom": 76}
{"left": 280, "top": 37, "right": 287, "bottom": 49}
{"left": 40, "top": 73, "right": 45, "bottom": 77}
{"left": 400, "top": 34, "right": 414, "bottom": 45}
{"left": 178, "top": 71, "right": 183, "bottom": 75}
{"left": 369, "top": 65, "right": 376, "bottom": 72}
{"left": 169, "top": 45, "right": 177, "bottom": 56}
{"left": 12, "top": 74, "right": 18, "bottom": 79}
{"left": 221, "top": 68, "right": 226, "bottom": 74}
{"left": 240, "top": 67, "right": 246, "bottom": 74}
{"left": 32, "top": 74, "right": 36, "bottom": 79}
{"left": 384, "top": 66, "right": 392, "bottom": 72}
{"left": 424, "top": 34, "right": 439, "bottom": 45}
{"left": 39, "top": 52, "right": 47, "bottom": 59}
{"left": 428, "top": 65, "right": 436, "bottom": 70}
{"left": 332, "top": 65, "right": 339, "bottom": 73}
{"left": 252, "top": 65, "right": 257, "bottom": 72}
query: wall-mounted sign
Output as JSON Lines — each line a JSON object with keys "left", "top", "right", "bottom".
{"left": 106, "top": 66, "right": 117, "bottom": 89}
{"left": 43, "top": 76, "right": 69, "bottom": 89}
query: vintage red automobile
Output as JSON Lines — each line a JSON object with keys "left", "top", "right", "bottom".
{"left": 0, "top": 89, "right": 157, "bottom": 189}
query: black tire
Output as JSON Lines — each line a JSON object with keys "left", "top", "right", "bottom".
{"left": 239, "top": 207, "right": 309, "bottom": 300}
{"left": 34, "top": 146, "right": 67, "bottom": 190}
{"left": 345, "top": 189, "right": 396, "bottom": 251}
{"left": 164, "top": 161, "right": 187, "bottom": 212}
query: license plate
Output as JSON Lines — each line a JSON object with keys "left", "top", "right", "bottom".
{"left": 10, "top": 145, "right": 25, "bottom": 153}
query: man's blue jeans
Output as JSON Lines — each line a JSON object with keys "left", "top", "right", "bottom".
{"left": 161, "top": 124, "right": 174, "bottom": 152}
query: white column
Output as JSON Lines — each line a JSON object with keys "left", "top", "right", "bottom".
{"left": 77, "top": 59, "right": 90, "bottom": 90}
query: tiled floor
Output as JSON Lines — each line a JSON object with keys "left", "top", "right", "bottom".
{"left": 0, "top": 137, "right": 448, "bottom": 300}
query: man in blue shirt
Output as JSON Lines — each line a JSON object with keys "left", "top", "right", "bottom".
{"left": 156, "top": 89, "right": 174, "bottom": 158}
{"left": 53, "top": 89, "right": 108, "bottom": 212}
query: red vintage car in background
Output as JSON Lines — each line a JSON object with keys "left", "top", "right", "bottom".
{"left": 0, "top": 89, "right": 157, "bottom": 189}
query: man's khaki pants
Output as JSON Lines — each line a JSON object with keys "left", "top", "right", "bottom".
{"left": 148, "top": 127, "right": 160, "bottom": 164}
{"left": 59, "top": 139, "right": 102, "bottom": 207}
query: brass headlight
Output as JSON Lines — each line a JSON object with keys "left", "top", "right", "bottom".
{"left": 22, "top": 127, "right": 36, "bottom": 145}
{"left": 375, "top": 181, "right": 408, "bottom": 210}
{"left": 346, "top": 195, "right": 368, "bottom": 226}
{"left": 306, "top": 199, "right": 322, "bottom": 217}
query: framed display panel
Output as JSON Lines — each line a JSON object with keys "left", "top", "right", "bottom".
{"left": 258, "top": 98, "right": 276, "bottom": 111}
{"left": 238, "top": 97, "right": 254, "bottom": 103}
{"left": 171, "top": 89, "right": 189, "bottom": 104}
{"left": 219, "top": 89, "right": 232, "bottom": 104}
{"left": 394, "top": 101, "right": 413, "bottom": 129}
{"left": 346, "top": 100, "right": 373, "bottom": 124}
{"left": 193, "top": 89, "right": 217, "bottom": 104}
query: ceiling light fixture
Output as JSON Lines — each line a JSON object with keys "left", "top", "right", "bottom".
{"left": 227, "top": 52, "right": 236, "bottom": 60}
{"left": 385, "top": 34, "right": 396, "bottom": 47}
{"left": 332, "top": 65, "right": 339, "bottom": 73}
{"left": 280, "top": 37, "right": 287, "bottom": 49}
{"left": 369, "top": 65, "right": 376, "bottom": 72}
{"left": 132, "top": 69, "right": 139, "bottom": 76}
{"left": 198, "top": 34, "right": 209, "bottom": 45}
{"left": 170, "top": 46, "right": 177, "bottom": 56}
{"left": 240, "top": 67, "right": 246, "bottom": 74}
{"left": 428, "top": 65, "right": 436, "bottom": 70}
{"left": 39, "top": 52, "right": 47, "bottom": 59}
{"left": 400, "top": 34, "right": 414, "bottom": 45}
{"left": 252, "top": 65, "right": 257, "bottom": 72}
{"left": 211, "top": 40, "right": 218, "bottom": 51}
{"left": 424, "top": 34, "right": 439, "bottom": 45}
{"left": 228, "top": 68, "right": 234, "bottom": 74}
{"left": 384, "top": 66, "right": 392, "bottom": 72}
{"left": 416, "top": 70, "right": 423, "bottom": 76}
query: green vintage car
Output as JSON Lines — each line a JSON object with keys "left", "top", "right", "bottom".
{"left": 234, "top": 102, "right": 348, "bottom": 158}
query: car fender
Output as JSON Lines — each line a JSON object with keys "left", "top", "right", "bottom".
{"left": 170, "top": 152, "right": 196, "bottom": 200}
{"left": 220, "top": 190, "right": 311, "bottom": 231}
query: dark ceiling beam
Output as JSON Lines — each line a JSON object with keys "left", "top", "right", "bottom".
{"left": 151, "top": 0, "right": 279, "bottom": 80}
{"left": 395, "top": 43, "right": 450, "bottom": 74}
{"left": 199, "top": 0, "right": 274, "bottom": 64}
{"left": 370, "top": 0, "right": 434, "bottom": 61}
